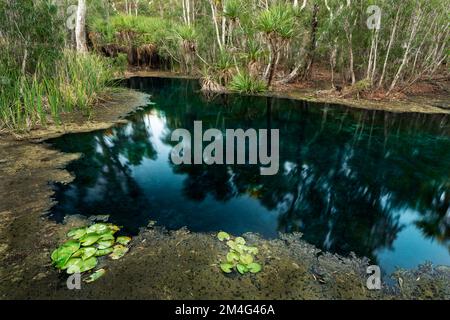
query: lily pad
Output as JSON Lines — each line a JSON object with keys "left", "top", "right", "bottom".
{"left": 247, "top": 263, "right": 262, "bottom": 273}
{"left": 67, "top": 227, "right": 87, "bottom": 240}
{"left": 226, "top": 240, "right": 237, "bottom": 250}
{"left": 99, "top": 233, "right": 115, "bottom": 241}
{"left": 87, "top": 223, "right": 110, "bottom": 234}
{"left": 107, "top": 224, "right": 121, "bottom": 233}
{"left": 51, "top": 248, "right": 74, "bottom": 269}
{"left": 109, "top": 245, "right": 129, "bottom": 260}
{"left": 240, "top": 253, "right": 254, "bottom": 265}
{"left": 97, "top": 240, "right": 115, "bottom": 250}
{"left": 220, "top": 263, "right": 234, "bottom": 274}
{"left": 65, "top": 258, "right": 83, "bottom": 274}
{"left": 80, "top": 233, "right": 101, "bottom": 246}
{"left": 116, "top": 236, "right": 132, "bottom": 245}
{"left": 95, "top": 247, "right": 114, "bottom": 257}
{"left": 217, "top": 231, "right": 231, "bottom": 242}
{"left": 226, "top": 251, "right": 239, "bottom": 263}
{"left": 79, "top": 256, "right": 98, "bottom": 273}
{"left": 81, "top": 247, "right": 97, "bottom": 260}
{"left": 236, "top": 264, "right": 248, "bottom": 274}
{"left": 84, "top": 269, "right": 106, "bottom": 283}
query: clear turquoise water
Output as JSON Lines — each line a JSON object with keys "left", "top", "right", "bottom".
{"left": 48, "top": 77, "right": 450, "bottom": 274}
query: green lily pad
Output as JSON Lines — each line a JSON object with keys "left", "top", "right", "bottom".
{"left": 97, "top": 240, "right": 114, "bottom": 250}
{"left": 100, "top": 233, "right": 115, "bottom": 241}
{"left": 51, "top": 248, "right": 74, "bottom": 269}
{"left": 61, "top": 240, "right": 81, "bottom": 252}
{"left": 217, "top": 231, "right": 231, "bottom": 242}
{"left": 235, "top": 237, "right": 246, "bottom": 245}
{"left": 247, "top": 263, "right": 262, "bottom": 273}
{"left": 80, "top": 233, "right": 101, "bottom": 246}
{"left": 226, "top": 251, "right": 239, "bottom": 263}
{"left": 65, "top": 256, "right": 98, "bottom": 274}
{"left": 236, "top": 264, "right": 248, "bottom": 274}
{"left": 65, "top": 258, "right": 83, "bottom": 274}
{"left": 107, "top": 224, "right": 121, "bottom": 233}
{"left": 226, "top": 240, "right": 237, "bottom": 250}
{"left": 116, "top": 236, "right": 132, "bottom": 245}
{"left": 81, "top": 247, "right": 97, "bottom": 260}
{"left": 87, "top": 223, "right": 110, "bottom": 234}
{"left": 84, "top": 269, "right": 106, "bottom": 283}
{"left": 51, "top": 240, "right": 81, "bottom": 269}
{"left": 240, "top": 253, "right": 254, "bottom": 265}
{"left": 109, "top": 245, "right": 129, "bottom": 260}
{"left": 220, "top": 263, "right": 234, "bottom": 273}
{"left": 67, "top": 227, "right": 87, "bottom": 240}
{"left": 95, "top": 247, "right": 114, "bottom": 257}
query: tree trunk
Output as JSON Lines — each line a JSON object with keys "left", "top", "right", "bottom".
{"left": 76, "top": 0, "right": 88, "bottom": 53}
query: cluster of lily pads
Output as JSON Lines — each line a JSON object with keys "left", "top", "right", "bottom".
{"left": 51, "top": 223, "right": 131, "bottom": 282}
{"left": 217, "top": 232, "right": 262, "bottom": 275}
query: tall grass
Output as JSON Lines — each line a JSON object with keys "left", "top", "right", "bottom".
{"left": 0, "top": 51, "right": 114, "bottom": 131}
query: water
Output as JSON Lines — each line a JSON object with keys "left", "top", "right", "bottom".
{"left": 48, "top": 77, "right": 450, "bottom": 274}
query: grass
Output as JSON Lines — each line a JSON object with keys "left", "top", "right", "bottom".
{"left": 0, "top": 51, "right": 114, "bottom": 131}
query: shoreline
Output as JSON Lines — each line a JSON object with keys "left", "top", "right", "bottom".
{"left": 124, "top": 70, "right": 450, "bottom": 115}
{"left": 0, "top": 82, "right": 449, "bottom": 300}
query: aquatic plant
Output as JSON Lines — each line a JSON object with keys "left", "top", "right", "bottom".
{"left": 217, "top": 232, "right": 262, "bottom": 275}
{"left": 51, "top": 223, "right": 132, "bottom": 283}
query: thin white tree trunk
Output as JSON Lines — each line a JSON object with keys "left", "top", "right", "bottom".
{"left": 76, "top": 0, "right": 88, "bottom": 53}
{"left": 388, "top": 11, "right": 422, "bottom": 94}
{"left": 378, "top": 8, "right": 400, "bottom": 88}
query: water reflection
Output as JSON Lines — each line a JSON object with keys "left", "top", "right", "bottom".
{"left": 48, "top": 77, "right": 450, "bottom": 272}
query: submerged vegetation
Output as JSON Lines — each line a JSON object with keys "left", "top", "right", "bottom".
{"left": 51, "top": 223, "right": 132, "bottom": 281}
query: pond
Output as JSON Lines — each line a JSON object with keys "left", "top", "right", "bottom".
{"left": 48, "top": 77, "right": 450, "bottom": 274}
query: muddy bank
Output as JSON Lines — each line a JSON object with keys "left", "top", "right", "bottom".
{"left": 0, "top": 87, "right": 448, "bottom": 300}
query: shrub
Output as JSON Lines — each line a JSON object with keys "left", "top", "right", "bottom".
{"left": 229, "top": 73, "right": 267, "bottom": 94}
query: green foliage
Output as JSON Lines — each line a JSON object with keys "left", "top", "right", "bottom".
{"left": 217, "top": 232, "right": 262, "bottom": 275}
{"left": 0, "top": 51, "right": 113, "bottom": 130}
{"left": 257, "top": 4, "right": 295, "bottom": 39}
{"left": 51, "top": 223, "right": 132, "bottom": 282}
{"left": 229, "top": 73, "right": 267, "bottom": 94}
{"left": 174, "top": 24, "right": 197, "bottom": 42}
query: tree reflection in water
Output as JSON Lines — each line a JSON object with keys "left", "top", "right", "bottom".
{"left": 48, "top": 77, "right": 450, "bottom": 271}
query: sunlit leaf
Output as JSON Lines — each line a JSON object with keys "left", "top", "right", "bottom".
{"left": 81, "top": 247, "right": 97, "bottom": 260}
{"left": 236, "top": 264, "right": 248, "bottom": 274}
{"left": 116, "top": 236, "right": 132, "bottom": 245}
{"left": 67, "top": 227, "right": 87, "bottom": 240}
{"left": 95, "top": 247, "right": 114, "bottom": 257}
{"left": 226, "top": 251, "right": 239, "bottom": 263}
{"left": 247, "top": 263, "right": 262, "bottom": 273}
{"left": 84, "top": 269, "right": 106, "bottom": 283}
{"left": 109, "top": 245, "right": 129, "bottom": 260}
{"left": 220, "top": 263, "right": 234, "bottom": 273}
{"left": 80, "top": 233, "right": 101, "bottom": 246}
{"left": 87, "top": 223, "right": 109, "bottom": 234}
{"left": 240, "top": 253, "right": 254, "bottom": 265}
{"left": 217, "top": 231, "right": 231, "bottom": 242}
{"left": 97, "top": 240, "right": 115, "bottom": 250}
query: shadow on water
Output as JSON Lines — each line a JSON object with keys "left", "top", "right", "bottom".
{"left": 47, "top": 77, "right": 450, "bottom": 273}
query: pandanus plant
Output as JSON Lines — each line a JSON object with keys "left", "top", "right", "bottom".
{"left": 257, "top": 4, "right": 295, "bottom": 87}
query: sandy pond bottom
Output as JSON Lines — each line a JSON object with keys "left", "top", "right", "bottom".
{"left": 0, "top": 82, "right": 449, "bottom": 300}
